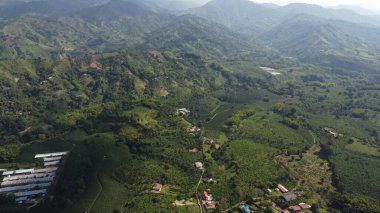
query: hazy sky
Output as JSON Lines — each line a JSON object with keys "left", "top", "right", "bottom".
{"left": 191, "top": 0, "right": 380, "bottom": 12}
{"left": 251, "top": 0, "right": 380, "bottom": 11}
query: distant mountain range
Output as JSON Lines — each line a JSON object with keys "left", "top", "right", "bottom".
{"left": 187, "top": 0, "right": 380, "bottom": 72}
{"left": 0, "top": 0, "right": 380, "bottom": 73}
{"left": 331, "top": 4, "right": 378, "bottom": 16}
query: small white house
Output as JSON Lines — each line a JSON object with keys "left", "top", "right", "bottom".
{"left": 195, "top": 162, "right": 203, "bottom": 170}
{"left": 176, "top": 108, "right": 191, "bottom": 116}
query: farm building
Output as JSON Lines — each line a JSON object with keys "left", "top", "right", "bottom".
{"left": 34, "top": 167, "right": 58, "bottom": 174}
{"left": 176, "top": 108, "right": 191, "bottom": 116}
{"left": 203, "top": 191, "right": 214, "bottom": 201}
{"left": 188, "top": 126, "right": 201, "bottom": 134}
{"left": 3, "top": 172, "right": 55, "bottom": 182}
{"left": 35, "top": 151, "right": 68, "bottom": 159}
{"left": 278, "top": 184, "right": 289, "bottom": 193}
{"left": 299, "top": 203, "right": 312, "bottom": 210}
{"left": 240, "top": 204, "right": 252, "bottom": 213}
{"left": 195, "top": 162, "right": 203, "bottom": 170}
{"left": 202, "top": 137, "right": 215, "bottom": 145}
{"left": 189, "top": 148, "right": 198, "bottom": 153}
{"left": 289, "top": 205, "right": 302, "bottom": 212}
{"left": 213, "top": 143, "right": 221, "bottom": 150}
{"left": 1, "top": 177, "right": 54, "bottom": 187}
{"left": 204, "top": 201, "right": 218, "bottom": 210}
{"left": 2, "top": 169, "right": 34, "bottom": 176}
{"left": 15, "top": 197, "right": 28, "bottom": 204}
{"left": 43, "top": 156, "right": 62, "bottom": 162}
{"left": 14, "top": 189, "right": 47, "bottom": 197}
{"left": 0, "top": 183, "right": 51, "bottom": 193}
{"left": 282, "top": 191, "right": 304, "bottom": 202}
{"left": 44, "top": 161, "right": 60, "bottom": 167}
{"left": 202, "top": 178, "right": 217, "bottom": 184}
{"left": 0, "top": 151, "right": 68, "bottom": 204}
{"left": 151, "top": 183, "right": 162, "bottom": 193}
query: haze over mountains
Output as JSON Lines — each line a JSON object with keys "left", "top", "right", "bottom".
{"left": 1, "top": 0, "right": 379, "bottom": 75}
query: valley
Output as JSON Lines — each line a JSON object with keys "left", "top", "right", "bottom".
{"left": 0, "top": 0, "right": 379, "bottom": 212}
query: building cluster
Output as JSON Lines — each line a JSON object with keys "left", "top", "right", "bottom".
{"left": 283, "top": 203, "right": 312, "bottom": 213}
{"left": 282, "top": 191, "right": 304, "bottom": 202}
{"left": 187, "top": 126, "right": 201, "bottom": 136}
{"left": 0, "top": 151, "right": 68, "bottom": 204}
{"left": 202, "top": 190, "right": 219, "bottom": 210}
{"left": 277, "top": 184, "right": 312, "bottom": 213}
{"left": 202, "top": 137, "right": 221, "bottom": 150}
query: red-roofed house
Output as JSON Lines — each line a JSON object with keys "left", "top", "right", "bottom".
{"left": 204, "top": 201, "right": 219, "bottom": 210}
{"left": 278, "top": 184, "right": 289, "bottom": 193}
{"left": 290, "top": 205, "right": 302, "bottom": 212}
{"left": 151, "top": 183, "right": 162, "bottom": 193}
{"left": 203, "top": 191, "right": 209, "bottom": 199}
{"left": 189, "top": 148, "right": 198, "bottom": 153}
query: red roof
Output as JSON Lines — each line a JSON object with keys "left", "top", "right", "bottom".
{"left": 278, "top": 184, "right": 289, "bottom": 193}
{"left": 203, "top": 191, "right": 209, "bottom": 198}
{"left": 299, "top": 203, "right": 311, "bottom": 210}
{"left": 290, "top": 205, "right": 302, "bottom": 212}
{"left": 153, "top": 183, "right": 162, "bottom": 191}
{"left": 189, "top": 148, "right": 198, "bottom": 153}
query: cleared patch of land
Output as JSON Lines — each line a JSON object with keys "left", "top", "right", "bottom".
{"left": 345, "top": 141, "right": 380, "bottom": 157}
{"left": 276, "top": 143, "right": 336, "bottom": 202}
{"left": 260, "top": 66, "right": 281, "bottom": 75}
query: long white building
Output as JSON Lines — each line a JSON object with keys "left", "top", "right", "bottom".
{"left": 35, "top": 152, "right": 68, "bottom": 159}
{"left": 1, "top": 177, "right": 54, "bottom": 187}
{"left": 0, "top": 151, "right": 68, "bottom": 204}
{"left": 0, "top": 183, "right": 51, "bottom": 193}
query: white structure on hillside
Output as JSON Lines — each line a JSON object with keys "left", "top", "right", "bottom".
{"left": 0, "top": 151, "right": 69, "bottom": 204}
{"left": 176, "top": 108, "right": 191, "bottom": 116}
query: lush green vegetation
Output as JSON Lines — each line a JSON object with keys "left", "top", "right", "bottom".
{"left": 0, "top": 0, "right": 380, "bottom": 212}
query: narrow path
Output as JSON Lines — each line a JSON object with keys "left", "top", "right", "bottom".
{"left": 222, "top": 201, "right": 245, "bottom": 213}
{"left": 87, "top": 157, "right": 105, "bottom": 213}
{"left": 27, "top": 198, "right": 42, "bottom": 210}
{"left": 206, "top": 107, "right": 230, "bottom": 124}
{"left": 195, "top": 169, "right": 205, "bottom": 213}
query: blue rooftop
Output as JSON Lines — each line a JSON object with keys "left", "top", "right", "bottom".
{"left": 240, "top": 204, "right": 251, "bottom": 213}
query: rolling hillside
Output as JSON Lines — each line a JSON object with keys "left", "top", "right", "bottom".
{"left": 261, "top": 15, "right": 380, "bottom": 74}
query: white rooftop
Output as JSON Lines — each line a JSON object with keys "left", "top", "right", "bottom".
{"left": 33, "top": 167, "right": 58, "bottom": 174}
{"left": 2, "top": 171, "right": 14, "bottom": 176}
{"left": 15, "top": 197, "right": 28, "bottom": 202}
{"left": 1, "top": 177, "right": 54, "bottom": 187}
{"left": 44, "top": 161, "right": 60, "bottom": 167}
{"left": 15, "top": 169, "right": 34, "bottom": 174}
{"left": 0, "top": 182, "right": 51, "bottom": 193}
{"left": 14, "top": 189, "right": 47, "bottom": 197}
{"left": 3, "top": 172, "right": 55, "bottom": 182}
{"left": 35, "top": 152, "right": 68, "bottom": 159}
{"left": 2, "top": 169, "right": 34, "bottom": 176}
{"left": 43, "top": 156, "right": 62, "bottom": 162}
